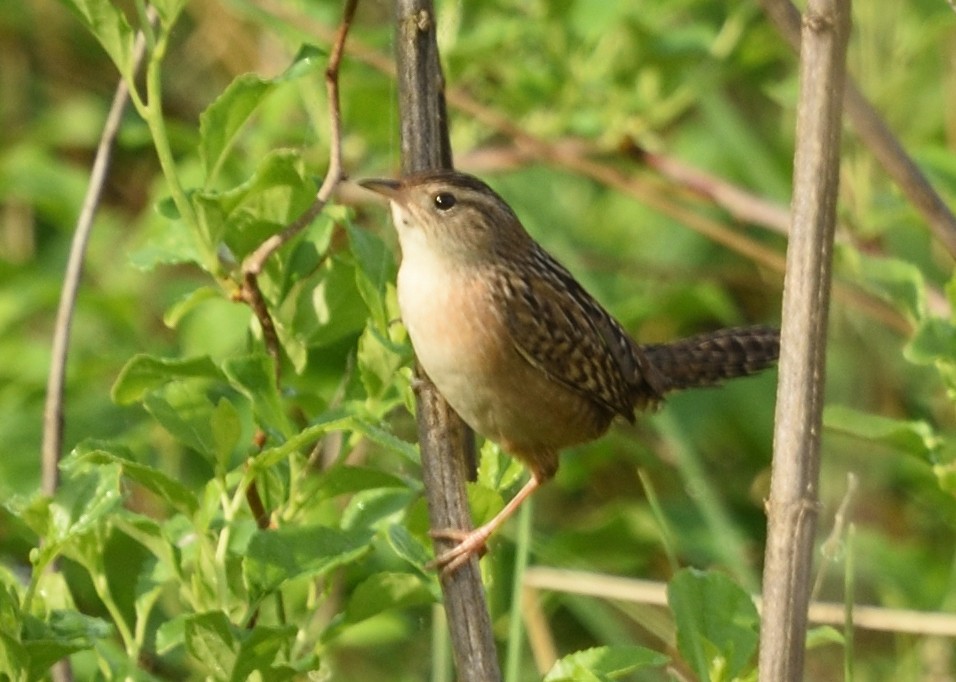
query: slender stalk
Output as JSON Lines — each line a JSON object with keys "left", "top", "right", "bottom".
{"left": 141, "top": 28, "right": 208, "bottom": 265}
{"left": 392, "top": 1, "right": 502, "bottom": 679}
{"left": 759, "top": 1, "right": 851, "bottom": 678}
{"left": 843, "top": 524, "right": 856, "bottom": 682}
{"left": 505, "top": 499, "right": 532, "bottom": 682}
{"left": 42, "top": 11, "right": 152, "bottom": 496}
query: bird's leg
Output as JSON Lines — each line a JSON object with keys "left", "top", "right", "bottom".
{"left": 428, "top": 474, "right": 543, "bottom": 575}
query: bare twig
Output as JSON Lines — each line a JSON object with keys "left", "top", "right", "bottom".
{"left": 624, "top": 141, "right": 791, "bottom": 236}
{"left": 759, "top": 0, "right": 956, "bottom": 260}
{"left": 759, "top": 1, "right": 851, "bottom": 679}
{"left": 523, "top": 567, "right": 956, "bottom": 638}
{"left": 392, "top": 1, "right": 501, "bottom": 680}
{"left": 811, "top": 472, "right": 858, "bottom": 601}
{"left": 42, "top": 11, "right": 154, "bottom": 497}
{"left": 238, "top": 0, "right": 358, "bottom": 383}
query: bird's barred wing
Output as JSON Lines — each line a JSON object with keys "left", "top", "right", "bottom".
{"left": 490, "top": 247, "right": 660, "bottom": 419}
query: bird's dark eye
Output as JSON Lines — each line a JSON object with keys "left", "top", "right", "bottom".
{"left": 433, "top": 192, "right": 456, "bottom": 210}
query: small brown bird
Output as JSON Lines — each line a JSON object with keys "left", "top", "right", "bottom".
{"left": 360, "top": 170, "right": 779, "bottom": 573}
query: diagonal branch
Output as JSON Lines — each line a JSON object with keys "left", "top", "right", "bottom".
{"left": 759, "top": 0, "right": 956, "bottom": 259}
{"left": 238, "top": 0, "right": 358, "bottom": 384}
{"left": 42, "top": 10, "right": 154, "bottom": 496}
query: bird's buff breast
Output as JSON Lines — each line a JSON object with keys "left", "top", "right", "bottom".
{"left": 396, "top": 253, "right": 610, "bottom": 458}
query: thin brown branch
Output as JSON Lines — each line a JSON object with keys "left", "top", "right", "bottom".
{"left": 238, "top": 0, "right": 358, "bottom": 383}
{"left": 42, "top": 11, "right": 153, "bottom": 496}
{"left": 625, "top": 141, "right": 791, "bottom": 236}
{"left": 759, "top": 0, "right": 956, "bottom": 260}
{"left": 760, "top": 1, "right": 851, "bottom": 679}
{"left": 391, "top": 1, "right": 501, "bottom": 679}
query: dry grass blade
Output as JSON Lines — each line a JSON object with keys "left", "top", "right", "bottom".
{"left": 524, "top": 567, "right": 956, "bottom": 637}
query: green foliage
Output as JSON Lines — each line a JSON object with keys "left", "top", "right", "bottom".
{"left": 4, "top": 0, "right": 956, "bottom": 679}
{"left": 544, "top": 645, "right": 669, "bottom": 681}
{"left": 668, "top": 569, "right": 759, "bottom": 681}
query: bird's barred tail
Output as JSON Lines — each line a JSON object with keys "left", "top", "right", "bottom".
{"left": 641, "top": 325, "right": 780, "bottom": 392}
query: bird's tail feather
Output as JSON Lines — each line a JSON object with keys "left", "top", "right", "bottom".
{"left": 641, "top": 325, "right": 780, "bottom": 392}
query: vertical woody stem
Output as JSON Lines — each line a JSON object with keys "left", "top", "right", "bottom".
{"left": 392, "top": 1, "right": 502, "bottom": 679}
{"left": 759, "top": 0, "right": 850, "bottom": 679}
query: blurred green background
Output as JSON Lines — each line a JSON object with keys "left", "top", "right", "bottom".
{"left": 2, "top": 0, "right": 956, "bottom": 679}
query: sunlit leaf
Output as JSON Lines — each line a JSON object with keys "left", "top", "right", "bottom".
{"left": 668, "top": 568, "right": 759, "bottom": 681}
{"left": 112, "top": 354, "right": 223, "bottom": 405}
{"left": 185, "top": 612, "right": 237, "bottom": 679}
{"left": 544, "top": 645, "right": 669, "bottom": 681}
{"left": 58, "top": 0, "right": 134, "bottom": 78}
{"left": 345, "top": 572, "right": 435, "bottom": 624}
{"left": 143, "top": 381, "right": 227, "bottom": 463}
{"left": 244, "top": 525, "right": 373, "bottom": 596}
{"left": 232, "top": 625, "right": 298, "bottom": 682}
{"left": 824, "top": 404, "right": 942, "bottom": 459}
{"left": 69, "top": 443, "right": 199, "bottom": 514}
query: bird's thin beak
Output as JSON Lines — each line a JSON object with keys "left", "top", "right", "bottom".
{"left": 358, "top": 178, "right": 404, "bottom": 202}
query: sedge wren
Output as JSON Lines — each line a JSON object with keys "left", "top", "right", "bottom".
{"left": 360, "top": 170, "right": 779, "bottom": 573}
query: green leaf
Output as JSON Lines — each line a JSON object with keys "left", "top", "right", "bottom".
{"left": 249, "top": 409, "right": 354, "bottom": 472}
{"left": 341, "top": 488, "right": 419, "bottom": 532}
{"left": 346, "top": 221, "right": 396, "bottom": 330}
{"left": 222, "top": 353, "right": 294, "bottom": 439}
{"left": 156, "top": 614, "right": 188, "bottom": 655}
{"left": 345, "top": 573, "right": 435, "bottom": 624}
{"left": 385, "top": 524, "right": 432, "bottom": 570}
{"left": 112, "top": 354, "right": 223, "bottom": 405}
{"left": 905, "top": 317, "right": 956, "bottom": 366}
{"left": 806, "top": 625, "right": 845, "bottom": 650}
{"left": 823, "top": 404, "right": 941, "bottom": 459}
{"left": 0, "top": 631, "right": 27, "bottom": 682}
{"left": 59, "top": 0, "right": 134, "bottom": 78}
{"left": 134, "top": 558, "right": 169, "bottom": 644}
{"left": 200, "top": 73, "right": 277, "bottom": 182}
{"left": 351, "top": 419, "right": 420, "bottom": 464}
{"left": 544, "top": 645, "right": 669, "bottom": 681}
{"left": 164, "top": 286, "right": 223, "bottom": 328}
{"left": 143, "top": 381, "right": 242, "bottom": 465}
{"left": 211, "top": 397, "right": 242, "bottom": 472}
{"left": 200, "top": 43, "right": 323, "bottom": 184}
{"left": 20, "top": 610, "right": 112, "bottom": 678}
{"left": 185, "top": 612, "right": 238, "bottom": 681}
{"left": 285, "top": 255, "right": 369, "bottom": 351}
{"left": 244, "top": 525, "right": 373, "bottom": 596}
{"left": 128, "top": 213, "right": 204, "bottom": 270}
{"left": 42, "top": 465, "right": 124, "bottom": 545}
{"left": 932, "top": 460, "right": 956, "bottom": 497}
{"left": 668, "top": 568, "right": 759, "bottom": 681}
{"left": 196, "top": 149, "right": 314, "bottom": 252}
{"left": 276, "top": 44, "right": 327, "bottom": 82}
{"left": 838, "top": 246, "right": 927, "bottom": 322}
{"left": 69, "top": 443, "right": 199, "bottom": 514}
{"left": 113, "top": 510, "right": 180, "bottom": 571}
{"left": 0, "top": 584, "right": 26, "bottom": 680}
{"left": 314, "top": 465, "right": 408, "bottom": 499}
{"left": 149, "top": 0, "right": 187, "bottom": 25}
{"left": 231, "top": 625, "right": 298, "bottom": 682}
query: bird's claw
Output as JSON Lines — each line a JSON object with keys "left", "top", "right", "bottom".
{"left": 426, "top": 527, "right": 489, "bottom": 576}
